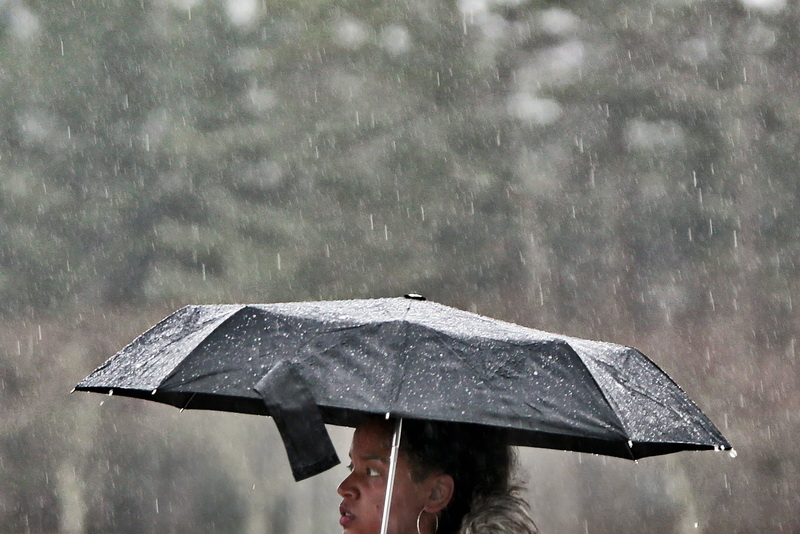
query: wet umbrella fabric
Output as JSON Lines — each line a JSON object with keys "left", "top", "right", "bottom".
{"left": 75, "top": 297, "right": 731, "bottom": 480}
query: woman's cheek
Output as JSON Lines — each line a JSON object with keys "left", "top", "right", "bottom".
{"left": 368, "top": 477, "right": 385, "bottom": 490}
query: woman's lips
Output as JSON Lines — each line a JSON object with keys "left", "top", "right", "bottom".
{"left": 339, "top": 504, "right": 355, "bottom": 528}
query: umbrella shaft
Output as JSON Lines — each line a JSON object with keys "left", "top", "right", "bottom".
{"left": 380, "top": 417, "right": 403, "bottom": 534}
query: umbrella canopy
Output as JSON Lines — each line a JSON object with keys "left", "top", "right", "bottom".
{"left": 75, "top": 296, "right": 731, "bottom": 480}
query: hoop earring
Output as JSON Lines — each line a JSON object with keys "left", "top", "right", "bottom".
{"left": 416, "top": 509, "right": 439, "bottom": 534}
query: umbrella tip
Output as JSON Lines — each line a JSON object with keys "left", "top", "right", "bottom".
{"left": 403, "top": 293, "right": 426, "bottom": 301}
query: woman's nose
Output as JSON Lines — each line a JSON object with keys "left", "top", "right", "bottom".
{"left": 337, "top": 473, "right": 357, "bottom": 498}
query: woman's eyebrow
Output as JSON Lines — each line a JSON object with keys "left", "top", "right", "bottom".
{"left": 359, "top": 454, "right": 388, "bottom": 462}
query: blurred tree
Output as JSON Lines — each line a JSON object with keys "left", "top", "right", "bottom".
{"left": 495, "top": 0, "right": 799, "bottom": 532}
{"left": 1, "top": 0, "right": 530, "bottom": 531}
{"left": 1, "top": 0, "right": 530, "bottom": 316}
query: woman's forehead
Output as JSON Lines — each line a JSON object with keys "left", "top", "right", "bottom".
{"left": 352, "top": 419, "right": 395, "bottom": 454}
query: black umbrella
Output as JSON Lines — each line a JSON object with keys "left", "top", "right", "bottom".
{"left": 75, "top": 295, "right": 731, "bottom": 483}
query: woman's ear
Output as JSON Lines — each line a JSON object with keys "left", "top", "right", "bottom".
{"left": 425, "top": 474, "right": 454, "bottom": 513}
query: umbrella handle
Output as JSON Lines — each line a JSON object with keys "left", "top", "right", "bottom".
{"left": 380, "top": 417, "right": 403, "bottom": 534}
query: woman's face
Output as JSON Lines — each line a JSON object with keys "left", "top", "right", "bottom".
{"left": 337, "top": 420, "right": 431, "bottom": 534}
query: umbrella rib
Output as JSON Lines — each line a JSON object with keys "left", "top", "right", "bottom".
{"left": 386, "top": 325, "right": 413, "bottom": 410}
{"left": 180, "top": 392, "right": 197, "bottom": 411}
{"left": 431, "top": 331, "right": 489, "bottom": 380}
{"left": 565, "top": 343, "right": 636, "bottom": 457}
{"left": 290, "top": 324, "right": 371, "bottom": 366}
{"left": 591, "top": 354, "right": 723, "bottom": 444}
{"left": 163, "top": 366, "right": 245, "bottom": 388}
{"left": 153, "top": 305, "right": 248, "bottom": 389}
{"left": 385, "top": 300, "right": 420, "bottom": 411}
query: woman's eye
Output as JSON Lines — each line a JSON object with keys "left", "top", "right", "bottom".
{"left": 366, "top": 467, "right": 380, "bottom": 477}
{"left": 346, "top": 463, "right": 354, "bottom": 472}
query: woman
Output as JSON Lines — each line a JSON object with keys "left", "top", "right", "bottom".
{"left": 337, "top": 416, "right": 538, "bottom": 534}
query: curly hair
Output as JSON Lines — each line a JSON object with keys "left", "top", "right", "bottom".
{"left": 398, "top": 419, "right": 518, "bottom": 534}
{"left": 459, "top": 488, "right": 539, "bottom": 534}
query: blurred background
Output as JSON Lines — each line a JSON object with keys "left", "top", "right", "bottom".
{"left": 1, "top": 0, "right": 797, "bottom": 532}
